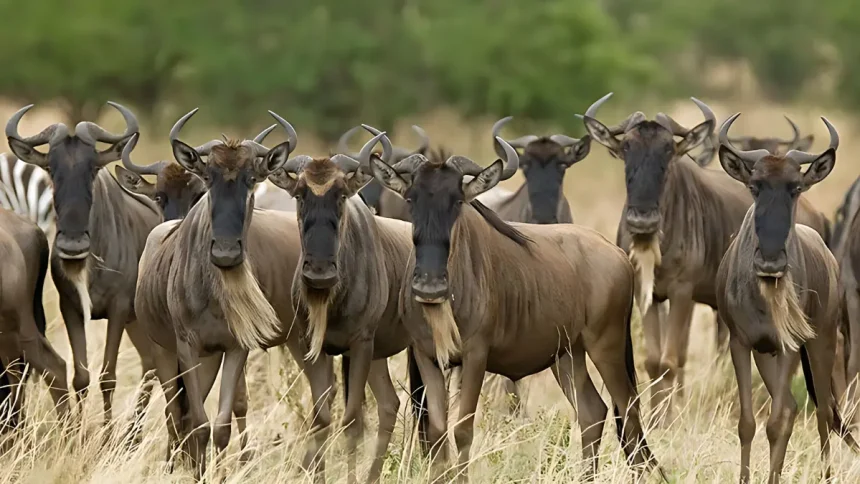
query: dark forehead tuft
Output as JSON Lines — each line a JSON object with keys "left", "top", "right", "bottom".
{"left": 523, "top": 138, "right": 565, "bottom": 159}
{"left": 161, "top": 162, "right": 194, "bottom": 183}
{"left": 629, "top": 120, "right": 672, "bottom": 140}
{"left": 209, "top": 142, "right": 254, "bottom": 169}
{"left": 303, "top": 158, "right": 342, "bottom": 186}
{"left": 756, "top": 155, "right": 799, "bottom": 178}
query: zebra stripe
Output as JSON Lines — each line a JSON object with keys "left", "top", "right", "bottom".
{"left": 0, "top": 153, "right": 54, "bottom": 232}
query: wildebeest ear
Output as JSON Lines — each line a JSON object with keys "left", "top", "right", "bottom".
{"left": 582, "top": 117, "right": 621, "bottom": 155}
{"left": 565, "top": 135, "right": 591, "bottom": 166}
{"left": 8, "top": 137, "right": 48, "bottom": 166}
{"left": 801, "top": 148, "right": 835, "bottom": 189}
{"left": 676, "top": 119, "right": 714, "bottom": 155}
{"left": 268, "top": 168, "right": 299, "bottom": 196}
{"left": 172, "top": 139, "right": 205, "bottom": 175}
{"left": 693, "top": 133, "right": 718, "bottom": 167}
{"left": 370, "top": 158, "right": 410, "bottom": 196}
{"left": 259, "top": 140, "right": 291, "bottom": 176}
{"left": 345, "top": 169, "right": 373, "bottom": 197}
{"left": 115, "top": 165, "right": 156, "bottom": 197}
{"left": 795, "top": 134, "right": 814, "bottom": 152}
{"left": 97, "top": 137, "right": 132, "bottom": 166}
{"left": 463, "top": 159, "right": 503, "bottom": 200}
{"left": 718, "top": 146, "right": 752, "bottom": 184}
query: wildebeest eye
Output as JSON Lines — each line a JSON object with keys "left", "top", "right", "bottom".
{"left": 154, "top": 195, "right": 164, "bottom": 205}
{"left": 405, "top": 198, "right": 412, "bottom": 204}
{"left": 747, "top": 183, "right": 759, "bottom": 195}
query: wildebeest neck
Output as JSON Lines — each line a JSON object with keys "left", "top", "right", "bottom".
{"left": 524, "top": 165, "right": 563, "bottom": 224}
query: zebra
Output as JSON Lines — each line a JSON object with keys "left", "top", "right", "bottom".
{"left": 0, "top": 153, "right": 54, "bottom": 233}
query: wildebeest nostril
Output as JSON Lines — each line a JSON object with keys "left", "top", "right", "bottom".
{"left": 210, "top": 239, "right": 244, "bottom": 268}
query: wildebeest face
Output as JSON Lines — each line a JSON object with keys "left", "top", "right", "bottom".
{"left": 520, "top": 139, "right": 589, "bottom": 224}
{"left": 174, "top": 140, "right": 291, "bottom": 268}
{"left": 582, "top": 93, "right": 714, "bottom": 236}
{"left": 373, "top": 157, "right": 504, "bottom": 303}
{"left": 719, "top": 113, "right": 837, "bottom": 278}
{"left": 270, "top": 157, "right": 372, "bottom": 289}
{"left": 116, "top": 163, "right": 207, "bottom": 221}
{"left": 6, "top": 102, "right": 137, "bottom": 260}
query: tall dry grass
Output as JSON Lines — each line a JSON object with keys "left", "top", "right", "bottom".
{"left": 1, "top": 98, "right": 860, "bottom": 483}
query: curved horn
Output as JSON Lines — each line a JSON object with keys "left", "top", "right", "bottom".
{"left": 75, "top": 101, "right": 139, "bottom": 146}
{"left": 392, "top": 153, "right": 428, "bottom": 175}
{"left": 549, "top": 134, "right": 584, "bottom": 148}
{"left": 336, "top": 125, "right": 362, "bottom": 154}
{"left": 6, "top": 104, "right": 69, "bottom": 146}
{"left": 253, "top": 124, "right": 277, "bottom": 144}
{"left": 445, "top": 155, "right": 485, "bottom": 177}
{"left": 121, "top": 132, "right": 169, "bottom": 175}
{"left": 691, "top": 97, "right": 716, "bottom": 130}
{"left": 410, "top": 125, "right": 429, "bottom": 154}
{"left": 785, "top": 117, "right": 838, "bottom": 165}
{"left": 168, "top": 108, "right": 225, "bottom": 156}
{"left": 654, "top": 113, "right": 688, "bottom": 136}
{"left": 583, "top": 93, "right": 640, "bottom": 135}
{"left": 267, "top": 110, "right": 298, "bottom": 154}
{"left": 719, "top": 113, "right": 771, "bottom": 165}
{"left": 779, "top": 116, "right": 801, "bottom": 146}
{"left": 497, "top": 136, "right": 519, "bottom": 180}
{"left": 585, "top": 92, "right": 613, "bottom": 119}
{"left": 360, "top": 125, "right": 393, "bottom": 165}
{"left": 281, "top": 154, "right": 314, "bottom": 175}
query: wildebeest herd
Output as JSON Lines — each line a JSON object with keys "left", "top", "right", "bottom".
{"left": 1, "top": 95, "right": 860, "bottom": 484}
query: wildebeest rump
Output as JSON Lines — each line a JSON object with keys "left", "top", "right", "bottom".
{"left": 370, "top": 134, "right": 661, "bottom": 481}
{"left": 0, "top": 209, "right": 68, "bottom": 426}
{"left": 6, "top": 102, "right": 161, "bottom": 424}
{"left": 268, "top": 127, "right": 414, "bottom": 483}
{"left": 582, "top": 93, "right": 831, "bottom": 422}
{"left": 715, "top": 113, "right": 857, "bottom": 482}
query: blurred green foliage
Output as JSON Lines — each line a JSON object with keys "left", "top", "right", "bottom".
{"left": 0, "top": 0, "right": 850, "bottom": 139}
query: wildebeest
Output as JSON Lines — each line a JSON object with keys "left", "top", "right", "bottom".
{"left": 6, "top": 102, "right": 161, "bottom": 423}
{"left": 484, "top": 116, "right": 590, "bottom": 224}
{"left": 0, "top": 209, "right": 68, "bottom": 427}
{"left": 832, "top": 176, "right": 860, "bottom": 255}
{"left": 833, "top": 175, "right": 860, "bottom": 427}
{"left": 581, "top": 93, "right": 831, "bottom": 421}
{"left": 369, "top": 135, "right": 660, "bottom": 481}
{"left": 267, "top": 127, "right": 413, "bottom": 483}
{"left": 0, "top": 154, "right": 54, "bottom": 233}
{"left": 134, "top": 108, "right": 340, "bottom": 477}
{"left": 337, "top": 124, "right": 429, "bottom": 216}
{"left": 715, "top": 113, "right": 857, "bottom": 483}
{"left": 697, "top": 116, "right": 815, "bottom": 167}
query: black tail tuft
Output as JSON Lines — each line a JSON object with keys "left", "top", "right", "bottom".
{"left": 407, "top": 347, "right": 430, "bottom": 455}
{"left": 33, "top": 229, "right": 50, "bottom": 335}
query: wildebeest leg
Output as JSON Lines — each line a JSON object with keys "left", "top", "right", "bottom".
{"left": 845, "top": 288, "right": 860, "bottom": 429}
{"left": 176, "top": 339, "right": 210, "bottom": 477}
{"left": 343, "top": 341, "right": 373, "bottom": 484}
{"left": 715, "top": 310, "right": 730, "bottom": 355}
{"left": 366, "top": 359, "right": 400, "bottom": 484}
{"left": 0, "top": 356, "right": 24, "bottom": 431}
{"left": 552, "top": 344, "right": 607, "bottom": 480}
{"left": 124, "top": 320, "right": 157, "bottom": 426}
{"left": 152, "top": 344, "right": 182, "bottom": 466}
{"left": 284, "top": 339, "right": 332, "bottom": 482}
{"left": 804, "top": 324, "right": 846, "bottom": 480}
{"left": 412, "top": 348, "right": 450, "bottom": 479}
{"left": 100, "top": 308, "right": 130, "bottom": 424}
{"left": 233, "top": 371, "right": 252, "bottom": 463}
{"left": 59, "top": 298, "right": 89, "bottom": 406}
{"left": 754, "top": 350, "right": 799, "bottom": 484}
{"left": 502, "top": 378, "right": 522, "bottom": 416}
{"left": 21, "top": 333, "right": 70, "bottom": 417}
{"left": 729, "top": 336, "right": 755, "bottom": 484}
{"left": 453, "top": 345, "right": 489, "bottom": 482}
{"left": 657, "top": 289, "right": 695, "bottom": 423}
{"left": 641, "top": 302, "right": 663, "bottom": 415}
{"left": 585, "top": 325, "right": 655, "bottom": 473}
{"left": 212, "top": 349, "right": 248, "bottom": 467}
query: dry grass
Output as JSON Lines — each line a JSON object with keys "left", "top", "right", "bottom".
{"left": 2, "top": 99, "right": 860, "bottom": 483}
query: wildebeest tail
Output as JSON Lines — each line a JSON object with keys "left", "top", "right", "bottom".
{"left": 407, "top": 347, "right": 430, "bottom": 454}
{"left": 33, "top": 229, "right": 50, "bottom": 335}
{"left": 800, "top": 345, "right": 852, "bottom": 439}
{"left": 823, "top": 217, "right": 833, "bottom": 250}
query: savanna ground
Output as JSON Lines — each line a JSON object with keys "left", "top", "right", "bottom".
{"left": 2, "top": 98, "right": 860, "bottom": 483}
